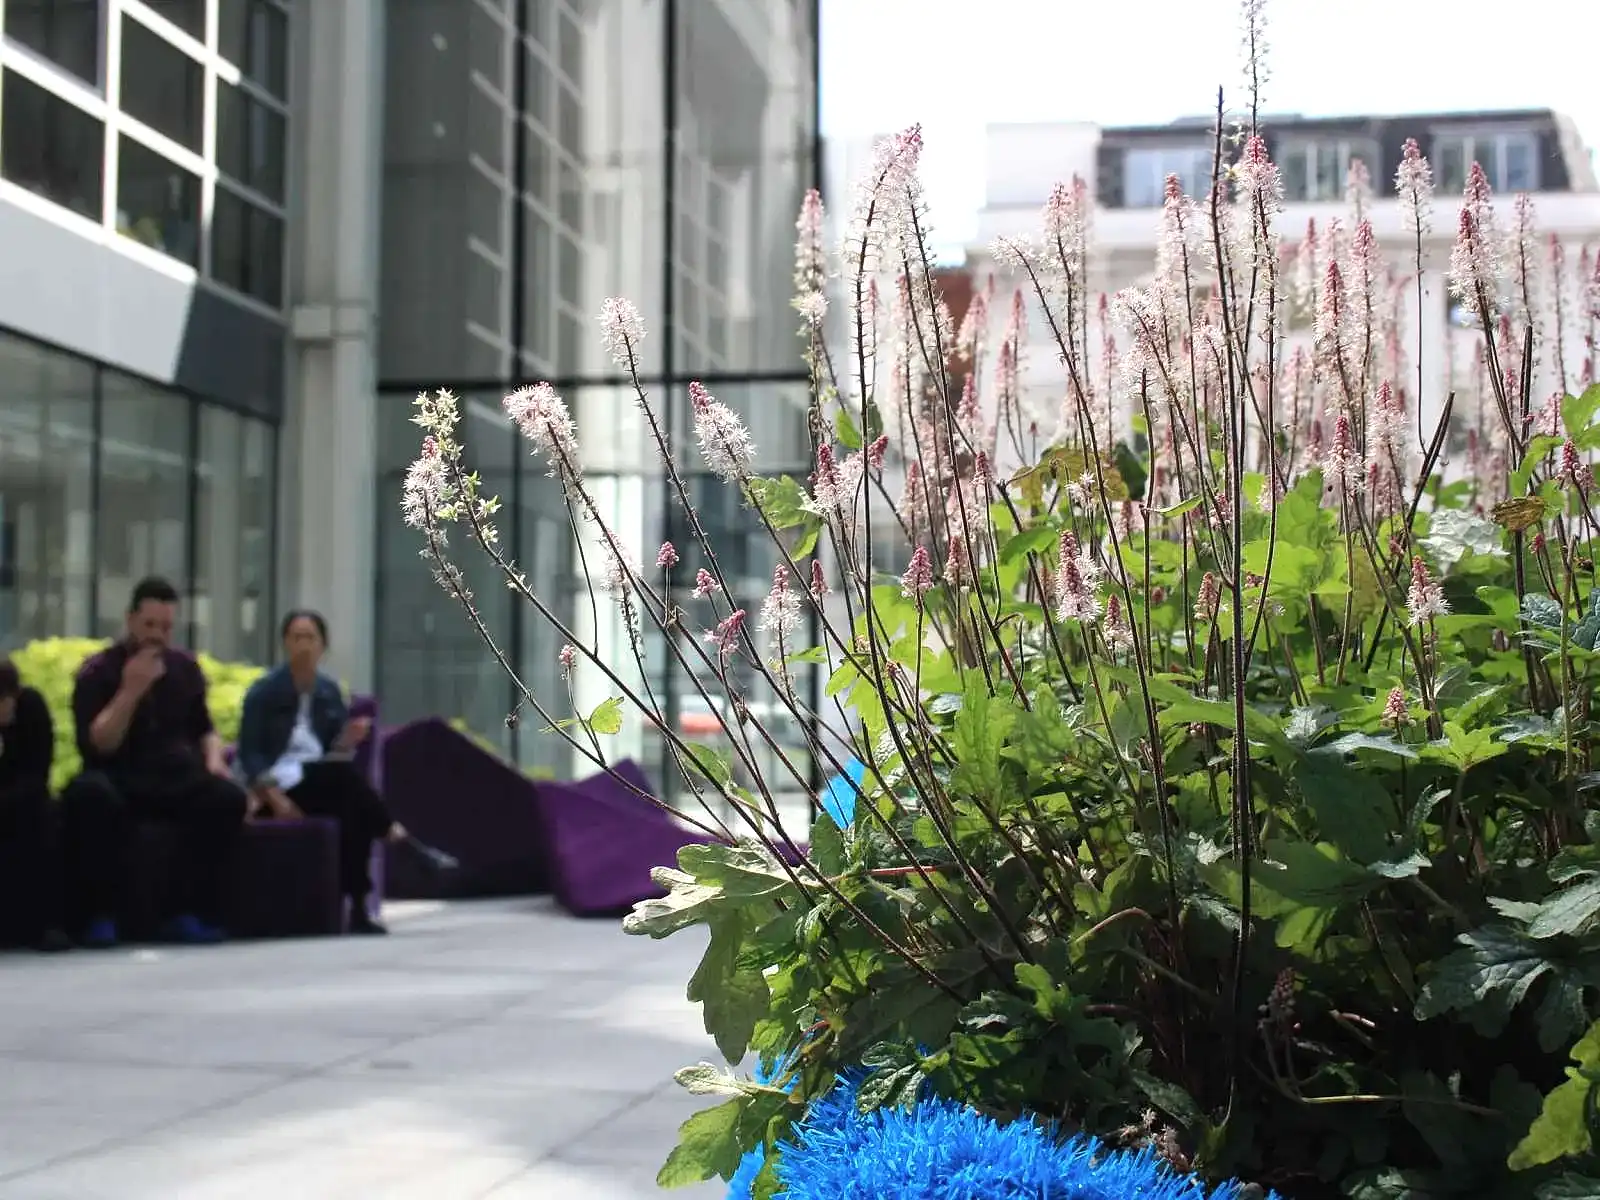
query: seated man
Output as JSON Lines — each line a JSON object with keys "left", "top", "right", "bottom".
{"left": 62, "top": 576, "right": 248, "bottom": 947}
{"left": 0, "top": 660, "right": 71, "bottom": 952}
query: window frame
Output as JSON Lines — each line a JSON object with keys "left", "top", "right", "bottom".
{"left": 1121, "top": 143, "right": 1214, "bottom": 209}
{"left": 1278, "top": 135, "right": 1382, "bottom": 203}
{"left": 1430, "top": 127, "right": 1543, "bottom": 194}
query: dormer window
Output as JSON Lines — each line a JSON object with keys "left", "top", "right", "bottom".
{"left": 1279, "top": 137, "right": 1381, "bottom": 202}
{"left": 1122, "top": 145, "right": 1213, "bottom": 208}
{"left": 1433, "top": 130, "right": 1540, "bottom": 194}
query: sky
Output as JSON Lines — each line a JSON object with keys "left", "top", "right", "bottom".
{"left": 819, "top": 0, "right": 1600, "bottom": 252}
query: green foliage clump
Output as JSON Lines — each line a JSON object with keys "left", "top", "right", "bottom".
{"left": 7, "top": 637, "right": 265, "bottom": 791}
{"left": 406, "top": 112, "right": 1600, "bottom": 1200}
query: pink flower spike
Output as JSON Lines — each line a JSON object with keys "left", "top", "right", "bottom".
{"left": 809, "top": 560, "right": 829, "bottom": 600}
{"left": 656, "top": 542, "right": 679, "bottom": 570}
{"left": 1406, "top": 555, "right": 1448, "bottom": 627}
{"left": 1383, "top": 686, "right": 1409, "bottom": 728}
{"left": 558, "top": 644, "right": 577, "bottom": 681}
{"left": 758, "top": 564, "right": 802, "bottom": 638}
{"left": 687, "top": 382, "right": 756, "bottom": 482}
{"left": 708, "top": 610, "right": 746, "bottom": 662}
{"left": 900, "top": 545, "right": 934, "bottom": 601}
{"left": 691, "top": 568, "right": 717, "bottom": 599}
{"left": 867, "top": 434, "right": 889, "bottom": 472}
{"left": 598, "top": 297, "right": 645, "bottom": 369}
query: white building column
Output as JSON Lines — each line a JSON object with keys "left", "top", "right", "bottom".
{"left": 1410, "top": 268, "right": 1451, "bottom": 455}
{"left": 278, "top": 0, "right": 385, "bottom": 689}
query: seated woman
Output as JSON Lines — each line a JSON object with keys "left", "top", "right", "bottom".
{"left": 236, "top": 610, "right": 453, "bottom": 935}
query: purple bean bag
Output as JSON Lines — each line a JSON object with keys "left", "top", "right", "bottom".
{"left": 380, "top": 718, "right": 547, "bottom": 899}
{"left": 532, "top": 759, "right": 718, "bottom": 917}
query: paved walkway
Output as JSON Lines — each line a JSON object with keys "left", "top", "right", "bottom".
{"left": 0, "top": 900, "right": 726, "bottom": 1199}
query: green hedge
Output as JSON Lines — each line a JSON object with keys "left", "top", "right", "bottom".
{"left": 7, "top": 638, "right": 266, "bottom": 793}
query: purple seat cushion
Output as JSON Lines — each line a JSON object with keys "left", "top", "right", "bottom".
{"left": 381, "top": 718, "right": 547, "bottom": 899}
{"left": 123, "top": 818, "right": 343, "bottom": 940}
{"left": 533, "top": 759, "right": 717, "bottom": 918}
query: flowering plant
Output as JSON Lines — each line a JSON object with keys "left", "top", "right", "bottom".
{"left": 405, "top": 29, "right": 1600, "bottom": 1200}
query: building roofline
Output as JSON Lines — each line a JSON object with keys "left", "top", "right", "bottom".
{"left": 1097, "top": 107, "right": 1561, "bottom": 138}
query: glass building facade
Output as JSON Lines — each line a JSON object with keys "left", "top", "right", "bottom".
{"left": 0, "top": 0, "right": 819, "bottom": 797}
{"left": 371, "top": 0, "right": 821, "bottom": 787}
{"left": 0, "top": 0, "right": 287, "bottom": 664}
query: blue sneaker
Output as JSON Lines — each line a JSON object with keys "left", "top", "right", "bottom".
{"left": 160, "top": 914, "right": 227, "bottom": 945}
{"left": 81, "top": 917, "right": 119, "bottom": 950}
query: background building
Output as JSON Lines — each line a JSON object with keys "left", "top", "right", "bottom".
{"left": 0, "top": 0, "right": 819, "bottom": 782}
{"left": 968, "top": 109, "right": 1600, "bottom": 457}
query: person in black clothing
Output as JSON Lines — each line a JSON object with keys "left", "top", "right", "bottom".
{"left": 236, "top": 609, "right": 456, "bottom": 935}
{"left": 61, "top": 576, "right": 249, "bottom": 948}
{"left": 0, "top": 660, "right": 71, "bottom": 952}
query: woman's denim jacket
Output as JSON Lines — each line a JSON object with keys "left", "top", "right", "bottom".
{"left": 235, "top": 665, "right": 347, "bottom": 786}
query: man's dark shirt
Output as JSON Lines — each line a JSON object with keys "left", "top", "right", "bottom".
{"left": 0, "top": 687, "right": 53, "bottom": 793}
{"left": 72, "top": 643, "right": 215, "bottom": 779}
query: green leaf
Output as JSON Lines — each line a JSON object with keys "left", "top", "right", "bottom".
{"left": 1528, "top": 877, "right": 1600, "bottom": 940}
{"left": 1295, "top": 757, "right": 1394, "bottom": 864}
{"left": 657, "top": 1098, "right": 746, "bottom": 1187}
{"left": 1401, "top": 1070, "right": 1476, "bottom": 1169}
{"left": 1538, "top": 1176, "right": 1600, "bottom": 1199}
{"left": 1513, "top": 436, "right": 1567, "bottom": 496}
{"left": 688, "top": 909, "right": 771, "bottom": 1063}
{"left": 1564, "top": 383, "right": 1600, "bottom": 441}
{"left": 1523, "top": 593, "right": 1564, "bottom": 632}
{"left": 1157, "top": 496, "right": 1204, "bottom": 521}
{"left": 677, "top": 842, "right": 796, "bottom": 901}
{"left": 675, "top": 1062, "right": 758, "bottom": 1097}
{"left": 999, "top": 525, "right": 1060, "bottom": 566}
{"left": 1416, "top": 924, "right": 1556, "bottom": 1037}
{"left": 1572, "top": 590, "right": 1600, "bottom": 652}
{"left": 587, "top": 697, "right": 624, "bottom": 735}
{"left": 1321, "top": 732, "right": 1420, "bottom": 760}
{"left": 1133, "top": 1071, "right": 1204, "bottom": 1130}
{"left": 835, "top": 405, "right": 862, "bottom": 450}
{"left": 1509, "top": 1018, "right": 1600, "bottom": 1170}
{"left": 809, "top": 810, "right": 846, "bottom": 877}
{"left": 624, "top": 868, "right": 726, "bottom": 938}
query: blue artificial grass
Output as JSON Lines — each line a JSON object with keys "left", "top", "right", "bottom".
{"left": 727, "top": 1072, "right": 1281, "bottom": 1200}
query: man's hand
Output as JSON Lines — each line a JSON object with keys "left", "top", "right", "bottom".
{"left": 336, "top": 715, "right": 373, "bottom": 750}
{"left": 256, "top": 786, "right": 303, "bottom": 821}
{"left": 120, "top": 647, "right": 166, "bottom": 697}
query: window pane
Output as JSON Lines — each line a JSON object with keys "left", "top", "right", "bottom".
{"left": 142, "top": 0, "right": 205, "bottom": 40}
{"left": 115, "top": 136, "right": 200, "bottom": 266}
{"left": 119, "top": 14, "right": 204, "bottom": 152}
{"left": 211, "top": 187, "right": 284, "bottom": 306}
{"left": 0, "top": 332, "right": 96, "bottom": 645}
{"left": 1435, "top": 137, "right": 1468, "bottom": 195}
{"left": 218, "top": 0, "right": 288, "bottom": 99}
{"left": 520, "top": 205, "right": 551, "bottom": 362}
{"left": 1123, "top": 150, "right": 1166, "bottom": 209}
{"left": 1503, "top": 136, "right": 1537, "bottom": 192}
{"left": 216, "top": 80, "right": 286, "bottom": 202}
{"left": 96, "top": 371, "right": 191, "bottom": 638}
{"left": 2, "top": 0, "right": 102, "bottom": 86}
{"left": 194, "top": 406, "right": 274, "bottom": 663}
{"left": 0, "top": 72, "right": 105, "bottom": 219}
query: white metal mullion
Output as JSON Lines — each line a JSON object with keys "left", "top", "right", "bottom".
{"left": 103, "top": 0, "right": 125, "bottom": 231}
{"left": 200, "top": 0, "right": 218, "bottom": 279}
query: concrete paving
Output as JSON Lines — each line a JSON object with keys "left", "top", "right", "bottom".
{"left": 0, "top": 899, "right": 729, "bottom": 1199}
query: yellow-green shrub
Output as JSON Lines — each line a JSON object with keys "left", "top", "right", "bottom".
{"left": 6, "top": 638, "right": 266, "bottom": 792}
